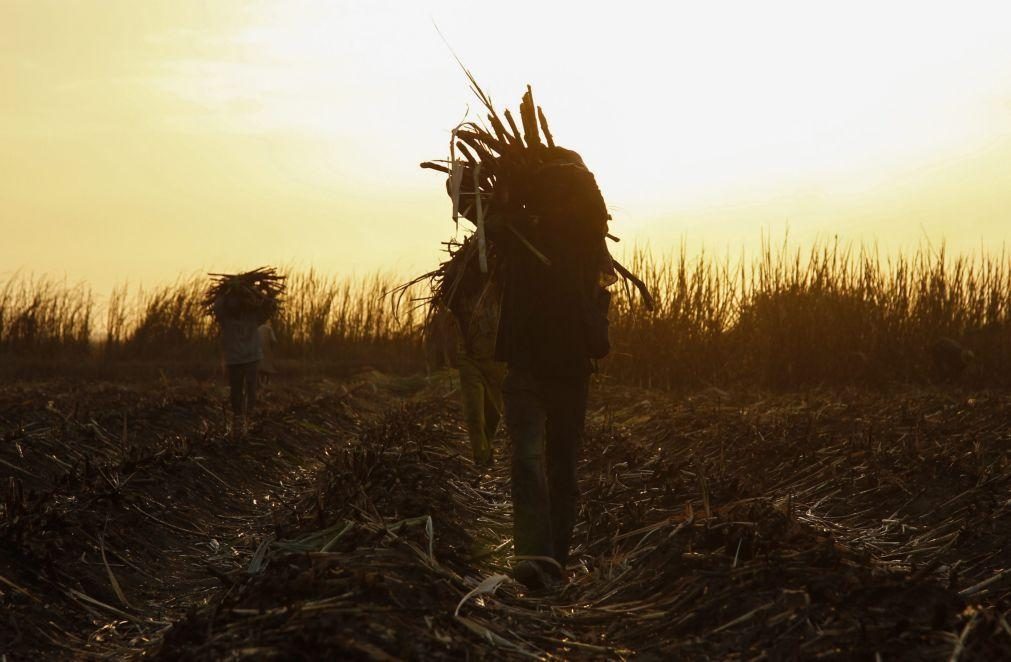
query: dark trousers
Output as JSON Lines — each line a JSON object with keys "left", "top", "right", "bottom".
{"left": 503, "top": 368, "right": 589, "bottom": 569}
{"left": 227, "top": 361, "right": 259, "bottom": 416}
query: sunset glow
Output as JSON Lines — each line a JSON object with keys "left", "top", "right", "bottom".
{"left": 3, "top": 0, "right": 1011, "bottom": 294}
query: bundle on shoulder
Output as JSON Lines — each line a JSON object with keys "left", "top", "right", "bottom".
{"left": 418, "top": 81, "right": 653, "bottom": 315}
{"left": 204, "top": 267, "right": 286, "bottom": 322}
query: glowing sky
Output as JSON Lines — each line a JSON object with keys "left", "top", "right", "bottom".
{"left": 2, "top": 0, "right": 1011, "bottom": 294}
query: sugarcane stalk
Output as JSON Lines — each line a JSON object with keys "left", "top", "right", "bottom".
{"left": 420, "top": 161, "right": 450, "bottom": 173}
{"left": 457, "top": 125, "right": 504, "bottom": 155}
{"left": 456, "top": 133, "right": 497, "bottom": 173}
{"left": 537, "top": 106, "right": 555, "bottom": 148}
{"left": 506, "top": 223, "right": 551, "bottom": 266}
{"left": 449, "top": 130, "right": 461, "bottom": 224}
{"left": 455, "top": 141, "right": 479, "bottom": 170}
{"left": 612, "top": 259, "right": 656, "bottom": 310}
{"left": 450, "top": 160, "right": 464, "bottom": 224}
{"left": 489, "top": 113, "right": 511, "bottom": 146}
{"left": 503, "top": 109, "right": 524, "bottom": 147}
{"left": 474, "top": 164, "right": 488, "bottom": 273}
{"left": 520, "top": 85, "right": 541, "bottom": 148}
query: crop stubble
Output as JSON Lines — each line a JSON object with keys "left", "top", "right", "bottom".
{"left": 2, "top": 375, "right": 1011, "bottom": 659}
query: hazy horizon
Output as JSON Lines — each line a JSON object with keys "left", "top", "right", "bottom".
{"left": 4, "top": 0, "right": 1011, "bottom": 296}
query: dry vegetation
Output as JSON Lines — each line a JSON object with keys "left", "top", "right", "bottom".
{"left": 1, "top": 270, "right": 425, "bottom": 376}
{"left": 2, "top": 242, "right": 1008, "bottom": 387}
{"left": 2, "top": 243, "right": 1011, "bottom": 658}
{"left": 0, "top": 275, "right": 93, "bottom": 356}
{"left": 2, "top": 374, "right": 1010, "bottom": 659}
{"left": 606, "top": 240, "right": 1011, "bottom": 388}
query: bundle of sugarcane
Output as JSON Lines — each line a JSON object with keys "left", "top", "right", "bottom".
{"left": 420, "top": 78, "right": 654, "bottom": 309}
{"left": 433, "top": 235, "right": 490, "bottom": 310}
{"left": 390, "top": 236, "right": 482, "bottom": 328}
{"left": 203, "top": 267, "right": 286, "bottom": 318}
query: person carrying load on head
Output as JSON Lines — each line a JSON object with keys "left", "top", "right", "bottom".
{"left": 418, "top": 84, "right": 652, "bottom": 590}
{"left": 206, "top": 268, "right": 285, "bottom": 438}
{"left": 495, "top": 146, "right": 618, "bottom": 590}
{"left": 444, "top": 244, "right": 506, "bottom": 469}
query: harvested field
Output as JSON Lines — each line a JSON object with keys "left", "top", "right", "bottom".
{"left": 3, "top": 373, "right": 1011, "bottom": 659}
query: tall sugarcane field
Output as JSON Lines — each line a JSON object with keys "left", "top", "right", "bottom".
{"left": 4, "top": 77, "right": 1011, "bottom": 662}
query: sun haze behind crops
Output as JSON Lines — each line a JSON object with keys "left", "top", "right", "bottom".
{"left": 3, "top": 0, "right": 1011, "bottom": 295}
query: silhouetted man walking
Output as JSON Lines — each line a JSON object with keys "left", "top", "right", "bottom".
{"left": 214, "top": 294, "right": 268, "bottom": 436}
{"left": 495, "top": 148, "right": 614, "bottom": 589}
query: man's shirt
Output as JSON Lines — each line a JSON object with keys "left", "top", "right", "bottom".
{"left": 214, "top": 298, "right": 263, "bottom": 365}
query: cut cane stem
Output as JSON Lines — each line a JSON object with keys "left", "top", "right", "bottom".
{"left": 474, "top": 163, "right": 488, "bottom": 273}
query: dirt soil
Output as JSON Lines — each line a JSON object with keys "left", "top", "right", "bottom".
{"left": 2, "top": 372, "right": 1011, "bottom": 659}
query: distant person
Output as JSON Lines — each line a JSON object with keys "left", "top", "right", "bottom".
{"left": 213, "top": 293, "right": 268, "bottom": 437}
{"left": 258, "top": 321, "right": 278, "bottom": 386}
{"left": 446, "top": 261, "right": 506, "bottom": 469}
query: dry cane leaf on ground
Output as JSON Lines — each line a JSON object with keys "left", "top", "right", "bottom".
{"left": 3, "top": 378, "right": 1011, "bottom": 659}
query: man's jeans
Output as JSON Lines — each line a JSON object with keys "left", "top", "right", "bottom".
{"left": 503, "top": 368, "right": 589, "bottom": 568}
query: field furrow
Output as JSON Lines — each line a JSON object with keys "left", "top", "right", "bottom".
{"left": 3, "top": 375, "right": 1011, "bottom": 659}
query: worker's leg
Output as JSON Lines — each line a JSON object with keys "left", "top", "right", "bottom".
{"left": 227, "top": 363, "right": 245, "bottom": 436}
{"left": 504, "top": 368, "right": 554, "bottom": 564}
{"left": 482, "top": 360, "right": 507, "bottom": 446}
{"left": 227, "top": 364, "right": 245, "bottom": 417}
{"left": 244, "top": 361, "right": 260, "bottom": 415}
{"left": 458, "top": 353, "right": 491, "bottom": 465}
{"left": 543, "top": 373, "right": 589, "bottom": 569}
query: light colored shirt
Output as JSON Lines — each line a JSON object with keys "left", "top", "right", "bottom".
{"left": 214, "top": 297, "right": 263, "bottom": 365}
